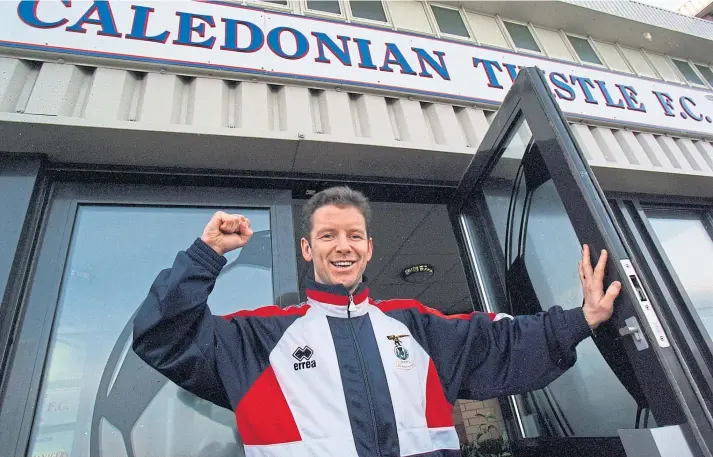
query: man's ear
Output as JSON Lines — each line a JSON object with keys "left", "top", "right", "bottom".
{"left": 301, "top": 237, "right": 312, "bottom": 262}
{"left": 367, "top": 237, "right": 373, "bottom": 262}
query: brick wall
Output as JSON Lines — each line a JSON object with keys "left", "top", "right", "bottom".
{"left": 452, "top": 398, "right": 506, "bottom": 444}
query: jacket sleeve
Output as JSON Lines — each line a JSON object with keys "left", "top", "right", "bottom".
{"left": 406, "top": 304, "right": 591, "bottom": 402}
{"left": 132, "top": 238, "right": 242, "bottom": 410}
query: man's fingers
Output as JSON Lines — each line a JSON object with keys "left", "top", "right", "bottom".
{"left": 581, "top": 244, "right": 594, "bottom": 279}
{"left": 603, "top": 280, "right": 622, "bottom": 304}
{"left": 593, "top": 249, "right": 608, "bottom": 282}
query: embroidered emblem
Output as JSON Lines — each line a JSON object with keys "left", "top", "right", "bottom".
{"left": 292, "top": 346, "right": 316, "bottom": 370}
{"left": 387, "top": 334, "right": 414, "bottom": 369}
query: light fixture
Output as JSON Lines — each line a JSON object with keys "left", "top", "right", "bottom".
{"left": 402, "top": 264, "right": 434, "bottom": 283}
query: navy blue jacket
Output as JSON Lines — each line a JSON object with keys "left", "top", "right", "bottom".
{"left": 132, "top": 238, "right": 592, "bottom": 457}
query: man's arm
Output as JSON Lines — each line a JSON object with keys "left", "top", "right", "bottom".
{"left": 395, "top": 245, "right": 621, "bottom": 402}
{"left": 132, "top": 212, "right": 255, "bottom": 409}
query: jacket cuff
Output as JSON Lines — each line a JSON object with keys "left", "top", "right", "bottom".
{"left": 186, "top": 238, "right": 227, "bottom": 276}
{"left": 564, "top": 307, "right": 593, "bottom": 346}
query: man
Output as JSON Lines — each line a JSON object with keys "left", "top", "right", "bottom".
{"left": 133, "top": 186, "right": 621, "bottom": 457}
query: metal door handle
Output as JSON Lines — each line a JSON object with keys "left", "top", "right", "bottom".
{"left": 619, "top": 316, "right": 649, "bottom": 351}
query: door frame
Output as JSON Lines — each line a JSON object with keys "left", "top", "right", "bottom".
{"left": 447, "top": 66, "right": 713, "bottom": 456}
{"left": 0, "top": 181, "right": 299, "bottom": 457}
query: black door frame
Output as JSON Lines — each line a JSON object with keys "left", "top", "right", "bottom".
{"left": 447, "top": 67, "right": 713, "bottom": 456}
{"left": 0, "top": 181, "right": 299, "bottom": 457}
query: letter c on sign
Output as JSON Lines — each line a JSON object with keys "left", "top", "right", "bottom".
{"left": 17, "top": 0, "right": 71, "bottom": 29}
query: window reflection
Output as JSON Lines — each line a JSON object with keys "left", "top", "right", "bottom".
{"left": 478, "top": 118, "right": 640, "bottom": 437}
{"left": 28, "top": 206, "right": 273, "bottom": 457}
{"left": 647, "top": 211, "right": 713, "bottom": 339}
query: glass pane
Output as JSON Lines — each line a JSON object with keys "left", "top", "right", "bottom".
{"left": 432, "top": 5, "right": 469, "bottom": 37}
{"left": 350, "top": 0, "right": 387, "bottom": 22}
{"left": 567, "top": 35, "right": 602, "bottom": 65}
{"left": 27, "top": 206, "right": 274, "bottom": 457}
{"left": 694, "top": 64, "right": 713, "bottom": 87}
{"left": 647, "top": 211, "right": 713, "bottom": 339}
{"left": 475, "top": 117, "right": 641, "bottom": 437}
{"left": 672, "top": 59, "right": 705, "bottom": 85}
{"left": 307, "top": 0, "right": 341, "bottom": 14}
{"left": 503, "top": 21, "right": 540, "bottom": 53}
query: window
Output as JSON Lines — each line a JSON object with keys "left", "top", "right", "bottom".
{"left": 306, "top": 0, "right": 341, "bottom": 15}
{"left": 466, "top": 12, "right": 510, "bottom": 49}
{"left": 26, "top": 205, "right": 275, "bottom": 457}
{"left": 503, "top": 20, "right": 540, "bottom": 53}
{"left": 646, "top": 52, "right": 684, "bottom": 83}
{"left": 672, "top": 59, "right": 706, "bottom": 86}
{"left": 567, "top": 35, "right": 602, "bottom": 65}
{"left": 349, "top": 0, "right": 387, "bottom": 22}
{"left": 431, "top": 5, "right": 469, "bottom": 38}
{"left": 646, "top": 210, "right": 713, "bottom": 340}
{"left": 389, "top": 1, "right": 432, "bottom": 33}
{"left": 619, "top": 47, "right": 658, "bottom": 78}
{"left": 534, "top": 27, "right": 574, "bottom": 61}
{"left": 594, "top": 41, "right": 632, "bottom": 73}
{"left": 694, "top": 64, "right": 713, "bottom": 87}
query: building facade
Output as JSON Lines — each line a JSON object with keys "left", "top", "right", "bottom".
{"left": 1, "top": 1, "right": 712, "bottom": 457}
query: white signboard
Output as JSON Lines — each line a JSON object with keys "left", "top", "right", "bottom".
{"left": 3, "top": 0, "right": 713, "bottom": 137}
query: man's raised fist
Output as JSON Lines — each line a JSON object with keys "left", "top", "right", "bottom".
{"left": 201, "top": 211, "right": 253, "bottom": 256}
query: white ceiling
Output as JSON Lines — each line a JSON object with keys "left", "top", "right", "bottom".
{"left": 293, "top": 201, "right": 474, "bottom": 315}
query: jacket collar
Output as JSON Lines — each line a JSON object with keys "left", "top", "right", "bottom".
{"left": 304, "top": 277, "right": 370, "bottom": 318}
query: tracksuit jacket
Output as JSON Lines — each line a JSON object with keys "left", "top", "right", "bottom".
{"left": 132, "top": 238, "right": 592, "bottom": 457}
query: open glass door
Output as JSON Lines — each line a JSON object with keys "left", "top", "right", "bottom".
{"left": 448, "top": 67, "right": 713, "bottom": 457}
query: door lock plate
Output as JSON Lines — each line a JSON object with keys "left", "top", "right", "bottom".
{"left": 620, "top": 260, "right": 670, "bottom": 348}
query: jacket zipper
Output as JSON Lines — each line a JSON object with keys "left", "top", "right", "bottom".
{"left": 347, "top": 293, "right": 382, "bottom": 457}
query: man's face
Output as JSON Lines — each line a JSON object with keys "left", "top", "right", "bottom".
{"left": 301, "top": 204, "right": 373, "bottom": 293}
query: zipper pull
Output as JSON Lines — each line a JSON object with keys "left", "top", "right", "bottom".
{"left": 348, "top": 294, "right": 357, "bottom": 312}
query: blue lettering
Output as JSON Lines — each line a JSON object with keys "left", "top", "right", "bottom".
{"left": 616, "top": 85, "right": 646, "bottom": 112}
{"left": 66, "top": 1, "right": 122, "bottom": 37}
{"left": 221, "top": 19, "right": 263, "bottom": 53}
{"left": 353, "top": 38, "right": 377, "bottom": 70}
{"left": 472, "top": 58, "right": 503, "bottom": 89}
{"left": 503, "top": 63, "right": 519, "bottom": 82}
{"left": 652, "top": 91, "right": 676, "bottom": 117}
{"left": 312, "top": 32, "right": 351, "bottom": 65}
{"left": 17, "top": 0, "right": 70, "bottom": 28}
{"left": 379, "top": 43, "right": 417, "bottom": 75}
{"left": 569, "top": 76, "right": 598, "bottom": 104}
{"left": 126, "top": 5, "right": 169, "bottom": 43}
{"left": 411, "top": 48, "right": 449, "bottom": 80}
{"left": 267, "top": 27, "right": 309, "bottom": 60}
{"left": 549, "top": 72, "right": 575, "bottom": 101}
{"left": 680, "top": 96, "right": 703, "bottom": 121}
{"left": 594, "top": 80, "right": 625, "bottom": 109}
{"left": 173, "top": 12, "right": 215, "bottom": 48}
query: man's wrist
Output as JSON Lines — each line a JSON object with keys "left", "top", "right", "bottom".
{"left": 200, "top": 237, "right": 224, "bottom": 256}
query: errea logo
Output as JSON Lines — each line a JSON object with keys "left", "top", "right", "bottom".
{"left": 292, "top": 346, "right": 317, "bottom": 371}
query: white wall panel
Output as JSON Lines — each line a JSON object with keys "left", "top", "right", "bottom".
{"left": 534, "top": 27, "right": 575, "bottom": 61}
{"left": 619, "top": 47, "right": 658, "bottom": 78}
{"left": 1, "top": 58, "right": 712, "bottom": 197}
{"left": 593, "top": 41, "right": 632, "bottom": 73}
{"left": 464, "top": 12, "right": 510, "bottom": 49}
{"left": 645, "top": 52, "right": 684, "bottom": 83}
{"left": 390, "top": 1, "right": 433, "bottom": 34}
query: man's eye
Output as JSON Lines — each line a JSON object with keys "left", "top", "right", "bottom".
{"left": 321, "top": 234, "right": 334, "bottom": 240}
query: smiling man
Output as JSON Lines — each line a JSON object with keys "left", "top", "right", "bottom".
{"left": 132, "top": 186, "right": 621, "bottom": 457}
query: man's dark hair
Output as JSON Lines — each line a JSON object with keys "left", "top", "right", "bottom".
{"left": 301, "top": 186, "right": 372, "bottom": 238}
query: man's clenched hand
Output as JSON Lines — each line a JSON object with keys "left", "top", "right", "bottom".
{"left": 201, "top": 211, "right": 253, "bottom": 256}
{"left": 579, "top": 244, "right": 622, "bottom": 329}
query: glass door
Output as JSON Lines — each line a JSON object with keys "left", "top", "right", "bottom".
{"left": 448, "top": 67, "right": 713, "bottom": 456}
{"left": 0, "top": 183, "right": 298, "bottom": 457}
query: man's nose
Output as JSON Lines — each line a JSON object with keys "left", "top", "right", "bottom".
{"left": 335, "top": 234, "right": 352, "bottom": 252}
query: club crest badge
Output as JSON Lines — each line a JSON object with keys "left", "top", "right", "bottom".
{"left": 387, "top": 334, "right": 414, "bottom": 369}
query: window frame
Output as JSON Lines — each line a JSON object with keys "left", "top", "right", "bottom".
{"left": 644, "top": 51, "right": 684, "bottom": 84}
{"left": 302, "top": 0, "right": 345, "bottom": 20}
{"left": 692, "top": 62, "right": 713, "bottom": 89}
{"left": 388, "top": 0, "right": 436, "bottom": 36}
{"left": 0, "top": 181, "right": 299, "bottom": 457}
{"left": 614, "top": 44, "right": 660, "bottom": 79}
{"left": 499, "top": 17, "right": 544, "bottom": 56}
{"left": 669, "top": 57, "right": 710, "bottom": 89}
{"left": 461, "top": 9, "right": 511, "bottom": 50}
{"left": 593, "top": 40, "right": 636, "bottom": 74}
{"left": 563, "top": 32, "right": 606, "bottom": 68}
{"left": 428, "top": 3, "right": 473, "bottom": 42}
{"left": 345, "top": 0, "right": 393, "bottom": 28}
{"left": 246, "top": 0, "right": 295, "bottom": 12}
